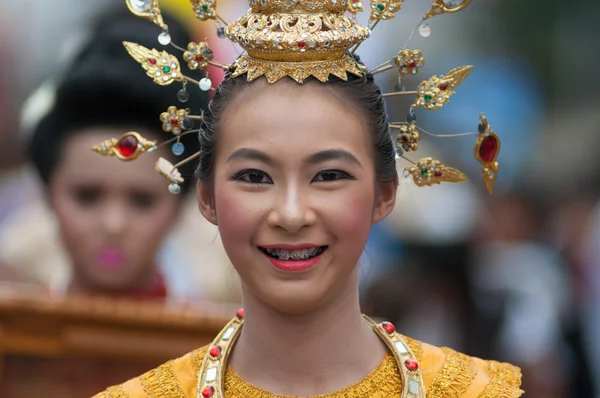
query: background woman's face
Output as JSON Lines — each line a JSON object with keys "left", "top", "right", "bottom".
{"left": 200, "top": 81, "right": 395, "bottom": 314}
{"left": 49, "top": 128, "right": 180, "bottom": 292}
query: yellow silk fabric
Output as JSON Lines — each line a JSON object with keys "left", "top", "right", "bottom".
{"left": 94, "top": 336, "right": 523, "bottom": 398}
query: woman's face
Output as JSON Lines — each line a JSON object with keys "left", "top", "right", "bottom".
{"left": 49, "top": 128, "right": 180, "bottom": 292}
{"left": 198, "top": 81, "right": 396, "bottom": 314}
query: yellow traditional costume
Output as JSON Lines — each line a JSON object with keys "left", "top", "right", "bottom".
{"left": 94, "top": 334, "right": 522, "bottom": 397}
{"left": 92, "top": 0, "right": 520, "bottom": 396}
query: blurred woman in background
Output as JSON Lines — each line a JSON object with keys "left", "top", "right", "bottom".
{"left": 3, "top": 9, "right": 207, "bottom": 300}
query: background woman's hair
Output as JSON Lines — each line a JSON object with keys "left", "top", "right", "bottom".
{"left": 28, "top": 9, "right": 207, "bottom": 193}
{"left": 195, "top": 57, "right": 398, "bottom": 186}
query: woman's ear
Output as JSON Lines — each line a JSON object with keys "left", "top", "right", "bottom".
{"left": 197, "top": 180, "right": 217, "bottom": 225}
{"left": 372, "top": 178, "right": 398, "bottom": 224}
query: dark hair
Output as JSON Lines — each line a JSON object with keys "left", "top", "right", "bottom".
{"left": 28, "top": 9, "right": 207, "bottom": 193}
{"left": 195, "top": 63, "right": 398, "bottom": 186}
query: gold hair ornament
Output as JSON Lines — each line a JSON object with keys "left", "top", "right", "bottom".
{"left": 91, "top": 132, "right": 156, "bottom": 161}
{"left": 92, "top": 0, "right": 501, "bottom": 198}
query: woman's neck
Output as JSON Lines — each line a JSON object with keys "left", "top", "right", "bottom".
{"left": 229, "top": 272, "right": 388, "bottom": 396}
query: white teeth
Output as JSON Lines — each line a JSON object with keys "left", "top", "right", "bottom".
{"left": 264, "top": 247, "right": 322, "bottom": 260}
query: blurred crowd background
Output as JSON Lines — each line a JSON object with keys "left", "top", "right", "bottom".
{"left": 0, "top": 0, "right": 598, "bottom": 397}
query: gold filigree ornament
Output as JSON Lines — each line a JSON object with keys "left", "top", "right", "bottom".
{"left": 196, "top": 310, "right": 426, "bottom": 398}
{"left": 183, "top": 42, "right": 214, "bottom": 71}
{"left": 424, "top": 0, "right": 473, "bottom": 20}
{"left": 409, "top": 157, "right": 467, "bottom": 187}
{"left": 393, "top": 123, "right": 420, "bottom": 152}
{"left": 413, "top": 65, "right": 473, "bottom": 110}
{"left": 369, "top": 0, "right": 405, "bottom": 21}
{"left": 125, "top": 0, "right": 166, "bottom": 29}
{"left": 474, "top": 114, "right": 501, "bottom": 194}
{"left": 123, "top": 42, "right": 183, "bottom": 85}
{"left": 160, "top": 106, "right": 190, "bottom": 135}
{"left": 395, "top": 49, "right": 424, "bottom": 76}
{"left": 92, "top": 132, "right": 157, "bottom": 161}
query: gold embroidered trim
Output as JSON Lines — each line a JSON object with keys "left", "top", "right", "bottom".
{"left": 402, "top": 334, "right": 424, "bottom": 363}
{"left": 223, "top": 352, "right": 402, "bottom": 397}
{"left": 191, "top": 347, "right": 208, "bottom": 374}
{"left": 427, "top": 347, "right": 476, "bottom": 398}
{"left": 486, "top": 360, "right": 523, "bottom": 389}
{"left": 140, "top": 361, "right": 186, "bottom": 398}
{"left": 103, "top": 385, "right": 129, "bottom": 398}
{"left": 477, "top": 377, "right": 524, "bottom": 398}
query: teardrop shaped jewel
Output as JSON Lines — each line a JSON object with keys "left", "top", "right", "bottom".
{"left": 418, "top": 23, "right": 431, "bottom": 38}
{"left": 158, "top": 31, "right": 171, "bottom": 45}
{"left": 172, "top": 142, "right": 185, "bottom": 156}
{"left": 128, "top": 0, "right": 153, "bottom": 13}
{"left": 177, "top": 88, "right": 190, "bottom": 103}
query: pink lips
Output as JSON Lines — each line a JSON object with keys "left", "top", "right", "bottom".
{"left": 260, "top": 244, "right": 325, "bottom": 272}
{"left": 97, "top": 248, "right": 128, "bottom": 269}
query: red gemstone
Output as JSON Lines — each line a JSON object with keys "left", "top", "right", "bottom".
{"left": 409, "top": 62, "right": 417, "bottom": 69}
{"left": 196, "top": 56, "right": 204, "bottom": 62}
{"left": 209, "top": 345, "right": 222, "bottom": 358}
{"left": 401, "top": 135, "right": 409, "bottom": 143}
{"left": 236, "top": 308, "right": 244, "bottom": 319}
{"left": 298, "top": 41, "right": 306, "bottom": 49}
{"left": 439, "top": 83, "right": 449, "bottom": 91}
{"left": 148, "top": 58, "right": 157, "bottom": 65}
{"left": 171, "top": 119, "right": 179, "bottom": 126}
{"left": 382, "top": 322, "right": 396, "bottom": 334}
{"left": 202, "top": 386, "right": 215, "bottom": 397}
{"left": 116, "top": 135, "right": 139, "bottom": 158}
{"left": 479, "top": 135, "right": 499, "bottom": 163}
{"left": 434, "top": 170, "right": 443, "bottom": 177}
{"left": 405, "top": 358, "right": 419, "bottom": 371}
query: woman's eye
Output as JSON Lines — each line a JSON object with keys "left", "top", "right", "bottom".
{"left": 312, "top": 169, "right": 355, "bottom": 182}
{"left": 73, "top": 187, "right": 102, "bottom": 206}
{"left": 232, "top": 169, "right": 273, "bottom": 184}
{"left": 129, "top": 192, "right": 158, "bottom": 210}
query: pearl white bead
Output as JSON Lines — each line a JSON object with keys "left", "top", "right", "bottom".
{"left": 158, "top": 32, "right": 171, "bottom": 45}
{"left": 199, "top": 77, "right": 212, "bottom": 91}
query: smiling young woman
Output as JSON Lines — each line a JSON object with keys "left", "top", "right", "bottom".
{"left": 93, "top": 0, "right": 523, "bottom": 397}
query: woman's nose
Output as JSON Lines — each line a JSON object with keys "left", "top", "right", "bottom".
{"left": 266, "top": 185, "right": 317, "bottom": 234}
{"left": 100, "top": 201, "right": 128, "bottom": 237}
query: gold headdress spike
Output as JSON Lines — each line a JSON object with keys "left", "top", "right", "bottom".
{"left": 92, "top": 0, "right": 502, "bottom": 196}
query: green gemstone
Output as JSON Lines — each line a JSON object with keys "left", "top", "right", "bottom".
{"left": 376, "top": 3, "right": 385, "bottom": 11}
{"left": 163, "top": 66, "right": 171, "bottom": 73}
{"left": 202, "top": 4, "right": 208, "bottom": 10}
{"left": 424, "top": 94, "right": 432, "bottom": 102}
{"left": 421, "top": 168, "right": 428, "bottom": 176}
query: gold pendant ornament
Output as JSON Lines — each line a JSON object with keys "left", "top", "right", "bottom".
{"left": 474, "top": 114, "right": 501, "bottom": 194}
{"left": 92, "top": 132, "right": 156, "bottom": 161}
{"left": 196, "top": 310, "right": 426, "bottom": 398}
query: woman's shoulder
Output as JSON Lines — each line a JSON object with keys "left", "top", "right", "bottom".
{"left": 93, "top": 346, "right": 208, "bottom": 398}
{"left": 402, "top": 334, "right": 524, "bottom": 397}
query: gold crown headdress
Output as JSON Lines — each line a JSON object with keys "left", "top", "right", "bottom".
{"left": 93, "top": 0, "right": 501, "bottom": 196}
